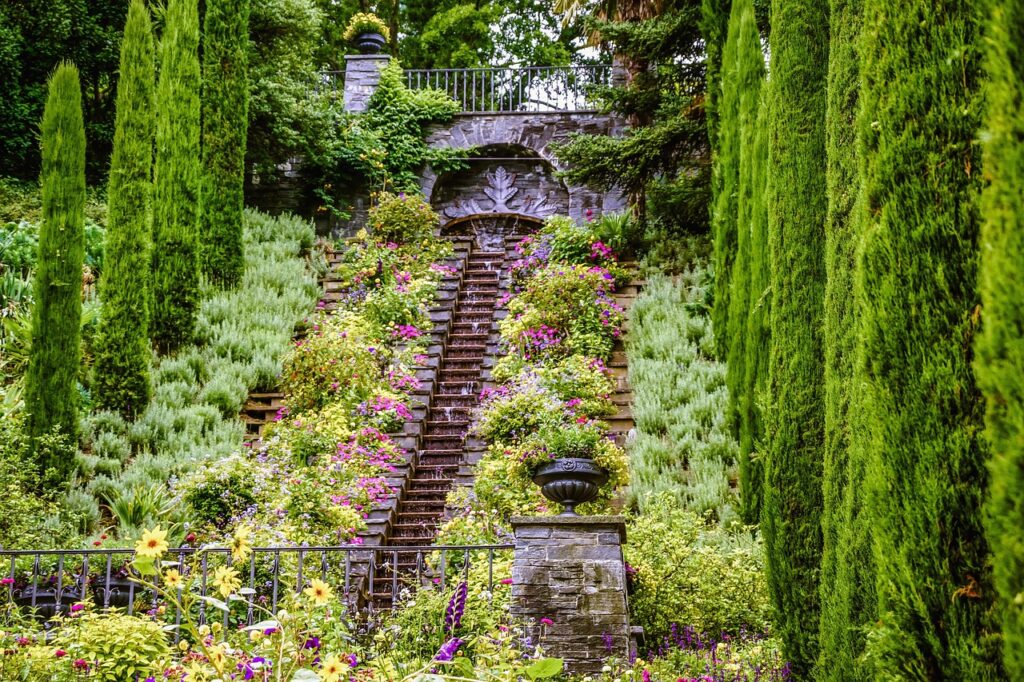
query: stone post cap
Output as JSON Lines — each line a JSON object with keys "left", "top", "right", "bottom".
{"left": 510, "top": 515, "right": 627, "bottom": 544}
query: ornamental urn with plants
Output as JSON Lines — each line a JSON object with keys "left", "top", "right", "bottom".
{"left": 343, "top": 13, "right": 389, "bottom": 54}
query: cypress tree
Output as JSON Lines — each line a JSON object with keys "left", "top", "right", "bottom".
{"left": 857, "top": 0, "right": 1000, "bottom": 677}
{"left": 760, "top": 0, "right": 828, "bottom": 673}
{"left": 700, "top": 0, "right": 732, "bottom": 151}
{"left": 93, "top": 0, "right": 154, "bottom": 419}
{"left": 201, "top": 0, "right": 250, "bottom": 288}
{"left": 740, "top": 83, "right": 769, "bottom": 524}
{"left": 978, "top": 0, "right": 1024, "bottom": 677}
{"left": 710, "top": 2, "right": 740, "bottom": 359}
{"left": 151, "top": 0, "right": 201, "bottom": 353}
{"left": 726, "top": 0, "right": 764, "bottom": 490}
{"left": 815, "top": 0, "right": 872, "bottom": 679}
{"left": 24, "top": 62, "right": 86, "bottom": 476}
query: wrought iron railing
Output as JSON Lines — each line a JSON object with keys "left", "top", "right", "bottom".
{"left": 315, "top": 65, "right": 613, "bottom": 113}
{"left": 0, "top": 544, "right": 512, "bottom": 636}
{"left": 404, "top": 65, "right": 612, "bottom": 113}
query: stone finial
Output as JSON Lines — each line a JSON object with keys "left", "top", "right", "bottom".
{"left": 510, "top": 515, "right": 632, "bottom": 674}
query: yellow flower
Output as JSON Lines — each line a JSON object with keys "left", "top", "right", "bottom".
{"left": 163, "top": 569, "right": 183, "bottom": 589}
{"left": 304, "top": 578, "right": 333, "bottom": 606}
{"left": 212, "top": 566, "right": 241, "bottom": 598}
{"left": 319, "top": 655, "right": 345, "bottom": 682}
{"left": 230, "top": 524, "right": 253, "bottom": 562}
{"left": 135, "top": 527, "right": 169, "bottom": 558}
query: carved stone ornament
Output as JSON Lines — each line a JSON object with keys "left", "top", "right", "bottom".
{"left": 443, "top": 166, "right": 557, "bottom": 220}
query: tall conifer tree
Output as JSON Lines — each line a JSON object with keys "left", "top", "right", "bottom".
{"left": 24, "top": 63, "right": 85, "bottom": 477}
{"left": 700, "top": 0, "right": 732, "bottom": 151}
{"left": 725, "top": 0, "right": 764, "bottom": 508}
{"left": 151, "top": 0, "right": 201, "bottom": 353}
{"left": 978, "top": 0, "right": 1024, "bottom": 676}
{"left": 201, "top": 0, "right": 250, "bottom": 288}
{"left": 93, "top": 0, "right": 154, "bottom": 418}
{"left": 857, "top": 0, "right": 1000, "bottom": 677}
{"left": 816, "top": 1, "right": 873, "bottom": 678}
{"left": 710, "top": 3, "right": 740, "bottom": 359}
{"left": 740, "top": 83, "right": 769, "bottom": 523}
{"left": 760, "top": 0, "right": 828, "bottom": 673}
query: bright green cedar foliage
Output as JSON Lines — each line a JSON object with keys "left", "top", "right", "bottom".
{"left": 93, "top": 0, "right": 154, "bottom": 419}
{"left": 760, "top": 0, "right": 828, "bottom": 674}
{"left": 201, "top": 0, "right": 250, "bottom": 289}
{"left": 816, "top": 0, "right": 873, "bottom": 679}
{"left": 857, "top": 0, "right": 1001, "bottom": 677}
{"left": 978, "top": 0, "right": 1024, "bottom": 677}
{"left": 709, "top": 1, "right": 740, "bottom": 361}
{"left": 700, "top": 0, "right": 731, "bottom": 152}
{"left": 25, "top": 62, "right": 86, "bottom": 474}
{"left": 724, "top": 0, "right": 764, "bottom": 499}
{"left": 151, "top": 0, "right": 201, "bottom": 353}
{"left": 739, "top": 83, "right": 769, "bottom": 524}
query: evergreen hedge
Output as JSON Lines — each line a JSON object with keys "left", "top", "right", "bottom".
{"left": 151, "top": 0, "right": 201, "bottom": 353}
{"left": 700, "top": 0, "right": 732, "bottom": 152}
{"left": 724, "top": 0, "right": 764, "bottom": 520}
{"left": 857, "top": 0, "right": 1000, "bottom": 677}
{"left": 816, "top": 1, "right": 873, "bottom": 679}
{"left": 710, "top": 2, "right": 740, "bottom": 360}
{"left": 24, "top": 63, "right": 86, "bottom": 476}
{"left": 760, "top": 0, "right": 828, "bottom": 673}
{"left": 978, "top": 0, "right": 1024, "bottom": 677}
{"left": 201, "top": 0, "right": 250, "bottom": 289}
{"left": 93, "top": 0, "right": 154, "bottom": 419}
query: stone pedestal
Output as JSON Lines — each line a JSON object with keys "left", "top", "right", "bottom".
{"left": 510, "top": 516, "right": 630, "bottom": 673}
{"left": 343, "top": 54, "right": 390, "bottom": 112}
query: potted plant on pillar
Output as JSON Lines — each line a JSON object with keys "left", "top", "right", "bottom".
{"left": 343, "top": 13, "right": 390, "bottom": 55}
{"left": 525, "top": 421, "right": 624, "bottom": 516}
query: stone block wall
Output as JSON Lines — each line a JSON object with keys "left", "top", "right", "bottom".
{"left": 510, "top": 516, "right": 631, "bottom": 673}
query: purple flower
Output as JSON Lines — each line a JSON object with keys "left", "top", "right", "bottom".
{"left": 444, "top": 581, "right": 468, "bottom": 633}
{"left": 303, "top": 636, "right": 321, "bottom": 650}
{"left": 434, "top": 637, "right": 464, "bottom": 662}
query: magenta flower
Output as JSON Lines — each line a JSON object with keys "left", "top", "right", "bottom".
{"left": 540, "top": 617, "right": 554, "bottom": 626}
{"left": 434, "top": 637, "right": 464, "bottom": 661}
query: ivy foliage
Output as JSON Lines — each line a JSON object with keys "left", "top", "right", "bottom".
{"left": 311, "top": 60, "right": 465, "bottom": 196}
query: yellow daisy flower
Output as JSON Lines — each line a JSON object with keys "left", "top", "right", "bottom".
{"left": 135, "top": 527, "right": 169, "bottom": 558}
{"left": 212, "top": 566, "right": 241, "bottom": 599}
{"left": 304, "top": 578, "right": 333, "bottom": 606}
{"left": 230, "top": 524, "right": 253, "bottom": 562}
{"left": 163, "top": 569, "right": 183, "bottom": 589}
{"left": 319, "top": 655, "right": 345, "bottom": 682}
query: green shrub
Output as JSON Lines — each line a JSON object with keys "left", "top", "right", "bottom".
{"left": 627, "top": 500, "right": 770, "bottom": 640}
{"left": 59, "top": 611, "right": 170, "bottom": 681}
{"left": 366, "top": 192, "right": 438, "bottom": 245}
{"left": 24, "top": 63, "right": 86, "bottom": 474}
{"left": 625, "top": 272, "right": 738, "bottom": 522}
{"left": 180, "top": 454, "right": 260, "bottom": 528}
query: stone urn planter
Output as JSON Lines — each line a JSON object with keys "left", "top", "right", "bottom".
{"left": 356, "top": 32, "right": 387, "bottom": 55}
{"left": 532, "top": 457, "right": 608, "bottom": 516}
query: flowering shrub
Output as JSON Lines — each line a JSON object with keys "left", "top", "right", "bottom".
{"left": 366, "top": 192, "right": 438, "bottom": 246}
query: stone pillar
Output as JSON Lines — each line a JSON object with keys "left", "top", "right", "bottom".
{"left": 343, "top": 54, "right": 390, "bottom": 112}
{"left": 511, "top": 515, "right": 630, "bottom": 673}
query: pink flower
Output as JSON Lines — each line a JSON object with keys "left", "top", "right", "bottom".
{"left": 540, "top": 617, "right": 553, "bottom": 626}
{"left": 500, "top": 578, "right": 513, "bottom": 585}
{"left": 73, "top": 659, "right": 89, "bottom": 670}
{"left": 54, "top": 649, "right": 67, "bottom": 658}
{"left": 70, "top": 603, "right": 84, "bottom": 612}
{"left": 0, "top": 578, "right": 14, "bottom": 586}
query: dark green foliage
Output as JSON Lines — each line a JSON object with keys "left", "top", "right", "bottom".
{"left": 151, "top": 0, "right": 201, "bottom": 354}
{"left": 93, "top": 0, "right": 155, "bottom": 420}
{"left": 201, "top": 0, "right": 250, "bottom": 288}
{"left": 24, "top": 63, "right": 86, "bottom": 477}
{"left": 857, "top": 0, "right": 1001, "bottom": 677}
{"left": 760, "top": 0, "right": 828, "bottom": 674}
{"left": 739, "top": 85, "right": 768, "bottom": 524}
{"left": 816, "top": 0, "right": 872, "bottom": 679}
{"left": 724, "top": 0, "right": 764, "bottom": 444}
{"left": 0, "top": 1, "right": 126, "bottom": 180}
{"left": 980, "top": 2, "right": 1024, "bottom": 676}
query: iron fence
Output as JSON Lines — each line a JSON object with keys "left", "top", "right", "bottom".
{"left": 315, "top": 65, "right": 613, "bottom": 113}
{"left": 404, "top": 65, "right": 612, "bottom": 113}
{"left": 0, "top": 544, "right": 513, "bottom": 637}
